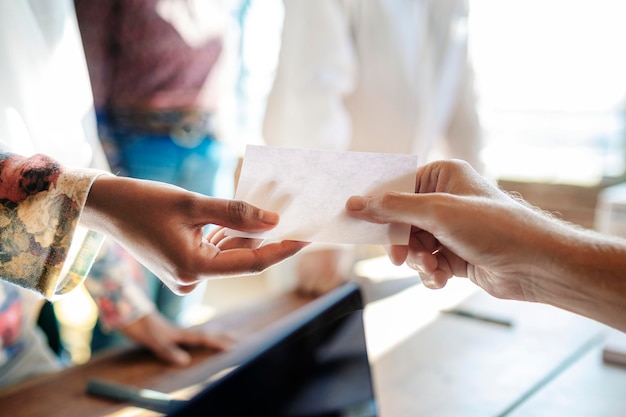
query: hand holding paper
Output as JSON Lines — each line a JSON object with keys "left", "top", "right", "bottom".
{"left": 227, "top": 146, "right": 417, "bottom": 245}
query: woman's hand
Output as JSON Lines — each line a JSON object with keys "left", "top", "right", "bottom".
{"left": 119, "top": 312, "right": 234, "bottom": 366}
{"left": 82, "top": 176, "right": 308, "bottom": 294}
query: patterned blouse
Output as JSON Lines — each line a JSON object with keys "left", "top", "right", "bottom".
{"left": 0, "top": 152, "right": 106, "bottom": 299}
{"left": 0, "top": 152, "right": 153, "bottom": 371}
{"left": 0, "top": 2, "right": 157, "bottom": 378}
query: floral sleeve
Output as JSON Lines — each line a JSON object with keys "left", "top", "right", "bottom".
{"left": 84, "top": 240, "right": 156, "bottom": 331}
{"left": 0, "top": 153, "right": 111, "bottom": 299}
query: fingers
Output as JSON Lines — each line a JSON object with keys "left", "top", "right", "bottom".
{"left": 405, "top": 230, "right": 442, "bottom": 274}
{"left": 149, "top": 330, "right": 234, "bottom": 366}
{"left": 197, "top": 240, "right": 309, "bottom": 277}
{"left": 130, "top": 316, "right": 235, "bottom": 366}
{"left": 119, "top": 316, "right": 193, "bottom": 366}
{"left": 208, "top": 228, "right": 264, "bottom": 250}
{"left": 384, "top": 228, "right": 459, "bottom": 290}
{"left": 348, "top": 194, "right": 449, "bottom": 278}
{"left": 385, "top": 245, "right": 408, "bottom": 266}
{"left": 173, "top": 329, "right": 235, "bottom": 352}
{"left": 401, "top": 230, "right": 449, "bottom": 288}
{"left": 161, "top": 239, "right": 308, "bottom": 294}
{"left": 150, "top": 339, "right": 193, "bottom": 366}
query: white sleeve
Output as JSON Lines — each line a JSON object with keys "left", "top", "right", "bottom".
{"left": 262, "top": 0, "right": 357, "bottom": 151}
{"left": 0, "top": 0, "right": 99, "bottom": 168}
{"left": 442, "top": 61, "right": 484, "bottom": 174}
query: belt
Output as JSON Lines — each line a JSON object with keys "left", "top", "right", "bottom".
{"left": 111, "top": 109, "right": 215, "bottom": 148}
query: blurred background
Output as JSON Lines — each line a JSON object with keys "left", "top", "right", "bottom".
{"left": 52, "top": 0, "right": 626, "bottom": 364}
{"left": 471, "top": 0, "right": 626, "bottom": 232}
{"left": 240, "top": 0, "right": 626, "bottom": 230}
{"left": 472, "top": 0, "right": 626, "bottom": 186}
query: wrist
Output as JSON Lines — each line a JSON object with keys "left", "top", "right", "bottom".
{"left": 82, "top": 174, "right": 129, "bottom": 234}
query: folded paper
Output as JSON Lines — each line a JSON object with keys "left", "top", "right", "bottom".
{"left": 227, "top": 145, "right": 417, "bottom": 245}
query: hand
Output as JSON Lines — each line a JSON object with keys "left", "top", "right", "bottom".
{"left": 119, "top": 312, "right": 234, "bottom": 366}
{"left": 82, "top": 176, "right": 308, "bottom": 294}
{"left": 345, "top": 159, "right": 563, "bottom": 303}
{"left": 346, "top": 159, "right": 626, "bottom": 333}
{"left": 296, "top": 248, "right": 352, "bottom": 296}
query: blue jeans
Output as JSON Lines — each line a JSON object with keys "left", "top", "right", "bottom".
{"left": 110, "top": 131, "right": 236, "bottom": 199}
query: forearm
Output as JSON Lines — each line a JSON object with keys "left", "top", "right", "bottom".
{"left": 534, "top": 224, "right": 626, "bottom": 332}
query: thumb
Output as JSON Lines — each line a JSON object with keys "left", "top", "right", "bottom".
{"left": 197, "top": 198, "right": 280, "bottom": 232}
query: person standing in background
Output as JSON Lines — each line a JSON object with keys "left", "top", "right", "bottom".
{"left": 262, "top": 0, "right": 484, "bottom": 295}
{"left": 74, "top": 0, "right": 242, "bottom": 334}
{"left": 0, "top": 0, "right": 306, "bottom": 388}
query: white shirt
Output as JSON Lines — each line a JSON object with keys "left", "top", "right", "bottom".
{"left": 0, "top": 0, "right": 107, "bottom": 169}
{"left": 263, "top": 0, "right": 483, "bottom": 170}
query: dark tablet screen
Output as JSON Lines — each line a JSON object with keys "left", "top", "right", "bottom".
{"left": 168, "top": 283, "right": 377, "bottom": 417}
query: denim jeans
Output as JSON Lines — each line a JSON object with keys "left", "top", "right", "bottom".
{"left": 110, "top": 131, "right": 236, "bottom": 199}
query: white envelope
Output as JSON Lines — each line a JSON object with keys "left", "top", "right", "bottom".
{"left": 227, "top": 145, "right": 417, "bottom": 245}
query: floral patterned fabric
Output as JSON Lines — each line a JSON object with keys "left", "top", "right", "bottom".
{"left": 0, "top": 152, "right": 109, "bottom": 371}
{"left": 0, "top": 153, "right": 107, "bottom": 299}
{"left": 84, "top": 241, "right": 155, "bottom": 331}
{"left": 0, "top": 155, "right": 156, "bottom": 378}
{"left": 0, "top": 1, "right": 159, "bottom": 383}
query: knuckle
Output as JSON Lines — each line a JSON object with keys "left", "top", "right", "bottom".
{"left": 175, "top": 193, "right": 202, "bottom": 216}
{"left": 248, "top": 253, "right": 268, "bottom": 274}
{"left": 423, "top": 193, "right": 446, "bottom": 213}
{"left": 227, "top": 200, "right": 251, "bottom": 225}
{"left": 444, "top": 158, "right": 472, "bottom": 174}
{"left": 379, "top": 192, "right": 402, "bottom": 209}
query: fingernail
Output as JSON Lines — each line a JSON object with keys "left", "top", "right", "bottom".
{"left": 346, "top": 196, "right": 367, "bottom": 211}
{"left": 259, "top": 209, "right": 279, "bottom": 224}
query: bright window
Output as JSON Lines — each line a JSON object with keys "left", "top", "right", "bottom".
{"left": 469, "top": 0, "right": 626, "bottom": 184}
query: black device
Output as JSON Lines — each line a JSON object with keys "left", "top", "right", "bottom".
{"left": 168, "top": 282, "right": 378, "bottom": 417}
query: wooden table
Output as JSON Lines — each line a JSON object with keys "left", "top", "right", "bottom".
{"left": 1, "top": 278, "right": 625, "bottom": 417}
{"left": 365, "top": 279, "right": 626, "bottom": 417}
{"left": 0, "top": 291, "right": 312, "bottom": 417}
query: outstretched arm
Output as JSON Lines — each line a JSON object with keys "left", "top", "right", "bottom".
{"left": 82, "top": 175, "right": 307, "bottom": 294}
{"left": 346, "top": 159, "right": 626, "bottom": 332}
{"left": 0, "top": 152, "right": 305, "bottom": 298}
